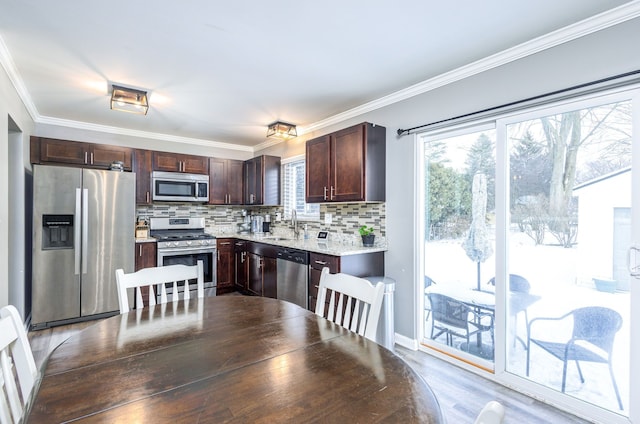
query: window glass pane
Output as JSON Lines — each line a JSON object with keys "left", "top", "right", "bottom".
{"left": 422, "top": 128, "right": 497, "bottom": 365}
{"left": 283, "top": 159, "right": 319, "bottom": 220}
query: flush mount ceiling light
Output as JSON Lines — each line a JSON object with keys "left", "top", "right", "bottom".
{"left": 266, "top": 121, "right": 297, "bottom": 139}
{"left": 110, "top": 84, "right": 149, "bottom": 115}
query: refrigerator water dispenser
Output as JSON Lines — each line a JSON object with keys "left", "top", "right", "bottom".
{"left": 42, "top": 214, "right": 74, "bottom": 250}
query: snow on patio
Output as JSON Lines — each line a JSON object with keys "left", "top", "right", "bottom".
{"left": 424, "top": 232, "right": 629, "bottom": 414}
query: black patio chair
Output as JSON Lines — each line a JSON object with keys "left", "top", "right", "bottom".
{"left": 424, "top": 276, "right": 437, "bottom": 321}
{"left": 526, "top": 306, "right": 623, "bottom": 410}
{"left": 427, "top": 293, "right": 494, "bottom": 354}
{"left": 488, "top": 274, "right": 532, "bottom": 347}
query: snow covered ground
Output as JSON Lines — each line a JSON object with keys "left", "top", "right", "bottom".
{"left": 423, "top": 232, "right": 629, "bottom": 414}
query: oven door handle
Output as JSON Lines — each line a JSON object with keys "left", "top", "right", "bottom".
{"left": 157, "top": 246, "right": 217, "bottom": 256}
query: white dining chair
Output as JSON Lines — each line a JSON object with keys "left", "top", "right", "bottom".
{"left": 474, "top": 400, "right": 505, "bottom": 424}
{"left": 315, "top": 267, "right": 385, "bottom": 342}
{"left": 0, "top": 305, "right": 38, "bottom": 424}
{"left": 115, "top": 260, "right": 204, "bottom": 313}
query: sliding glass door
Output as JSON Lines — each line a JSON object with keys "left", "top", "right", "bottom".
{"left": 419, "top": 88, "right": 638, "bottom": 421}
{"left": 501, "top": 95, "right": 632, "bottom": 419}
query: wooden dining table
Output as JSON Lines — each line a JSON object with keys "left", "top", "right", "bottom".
{"left": 27, "top": 295, "right": 445, "bottom": 423}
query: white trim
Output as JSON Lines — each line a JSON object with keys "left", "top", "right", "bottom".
{"left": 280, "top": 153, "right": 305, "bottom": 165}
{"left": 394, "top": 332, "right": 419, "bottom": 350}
{"left": 37, "top": 116, "right": 254, "bottom": 152}
{"left": 2, "top": 3, "right": 639, "bottom": 153}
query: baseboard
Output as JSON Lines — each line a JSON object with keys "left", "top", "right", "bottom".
{"left": 394, "top": 332, "right": 418, "bottom": 350}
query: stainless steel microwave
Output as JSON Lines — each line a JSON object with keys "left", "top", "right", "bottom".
{"left": 152, "top": 171, "right": 209, "bottom": 202}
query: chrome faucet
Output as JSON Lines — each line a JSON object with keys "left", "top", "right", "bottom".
{"left": 291, "top": 209, "right": 300, "bottom": 239}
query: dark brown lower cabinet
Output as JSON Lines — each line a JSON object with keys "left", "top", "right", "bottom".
{"left": 308, "top": 251, "right": 384, "bottom": 313}
{"left": 216, "top": 238, "right": 235, "bottom": 294}
{"left": 234, "top": 240, "right": 248, "bottom": 292}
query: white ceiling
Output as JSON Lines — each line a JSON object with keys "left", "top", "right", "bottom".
{"left": 0, "top": 1, "right": 636, "bottom": 151}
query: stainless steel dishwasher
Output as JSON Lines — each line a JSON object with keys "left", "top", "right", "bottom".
{"left": 276, "top": 247, "right": 309, "bottom": 309}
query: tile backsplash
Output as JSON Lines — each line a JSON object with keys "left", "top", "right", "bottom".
{"left": 136, "top": 202, "right": 386, "bottom": 246}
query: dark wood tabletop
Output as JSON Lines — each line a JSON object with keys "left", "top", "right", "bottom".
{"left": 27, "top": 296, "right": 444, "bottom": 423}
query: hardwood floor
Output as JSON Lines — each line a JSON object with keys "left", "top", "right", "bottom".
{"left": 28, "top": 318, "right": 591, "bottom": 423}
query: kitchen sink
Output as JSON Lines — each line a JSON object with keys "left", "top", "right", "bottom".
{"left": 262, "top": 236, "right": 290, "bottom": 241}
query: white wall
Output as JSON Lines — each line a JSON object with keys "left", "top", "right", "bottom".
{"left": 0, "top": 63, "right": 35, "bottom": 316}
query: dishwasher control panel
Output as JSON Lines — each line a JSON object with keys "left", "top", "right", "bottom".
{"left": 276, "top": 248, "right": 309, "bottom": 265}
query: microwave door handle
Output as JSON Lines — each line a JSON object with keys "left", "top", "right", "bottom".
{"left": 74, "top": 188, "right": 82, "bottom": 275}
{"left": 82, "top": 188, "right": 89, "bottom": 274}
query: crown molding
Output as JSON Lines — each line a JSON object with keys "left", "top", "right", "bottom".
{"left": 0, "top": 35, "right": 40, "bottom": 121}
{"left": 300, "top": 1, "right": 640, "bottom": 136}
{"left": 37, "top": 116, "right": 254, "bottom": 152}
{"left": 3, "top": 1, "right": 640, "bottom": 151}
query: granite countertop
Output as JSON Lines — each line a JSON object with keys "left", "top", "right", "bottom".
{"left": 213, "top": 232, "right": 387, "bottom": 256}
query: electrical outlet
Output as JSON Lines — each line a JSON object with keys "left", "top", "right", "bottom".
{"left": 324, "top": 213, "right": 332, "bottom": 224}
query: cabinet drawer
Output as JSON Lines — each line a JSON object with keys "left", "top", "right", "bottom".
{"left": 309, "top": 253, "right": 339, "bottom": 272}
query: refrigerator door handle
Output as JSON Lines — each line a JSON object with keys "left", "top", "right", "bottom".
{"left": 82, "top": 188, "right": 89, "bottom": 274}
{"left": 74, "top": 188, "right": 82, "bottom": 275}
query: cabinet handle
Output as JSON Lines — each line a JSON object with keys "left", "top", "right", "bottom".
{"left": 90, "top": 153, "right": 94, "bottom": 164}
{"left": 323, "top": 186, "right": 328, "bottom": 201}
{"left": 258, "top": 258, "right": 263, "bottom": 269}
{"left": 146, "top": 192, "right": 150, "bottom": 203}
{"left": 217, "top": 250, "right": 220, "bottom": 260}
{"left": 330, "top": 186, "right": 335, "bottom": 200}
{"left": 138, "top": 245, "right": 142, "bottom": 256}
{"left": 84, "top": 152, "right": 88, "bottom": 164}
{"left": 220, "top": 242, "right": 231, "bottom": 246}
{"left": 314, "top": 260, "right": 327, "bottom": 265}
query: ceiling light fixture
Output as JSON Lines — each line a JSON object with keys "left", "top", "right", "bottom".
{"left": 266, "top": 121, "right": 297, "bottom": 139}
{"left": 110, "top": 84, "right": 149, "bottom": 115}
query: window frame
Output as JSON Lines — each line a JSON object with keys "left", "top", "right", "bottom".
{"left": 281, "top": 154, "right": 320, "bottom": 221}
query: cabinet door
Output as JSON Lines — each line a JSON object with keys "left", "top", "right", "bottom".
{"left": 37, "top": 138, "right": 87, "bottom": 166}
{"left": 331, "top": 124, "right": 365, "bottom": 202}
{"left": 262, "top": 257, "right": 277, "bottom": 299}
{"left": 227, "top": 159, "right": 244, "bottom": 205}
{"left": 306, "top": 135, "right": 331, "bottom": 203}
{"left": 182, "top": 154, "right": 209, "bottom": 174}
{"left": 134, "top": 149, "right": 153, "bottom": 204}
{"left": 209, "top": 158, "right": 228, "bottom": 204}
{"left": 153, "top": 151, "right": 182, "bottom": 172}
{"left": 244, "top": 158, "right": 257, "bottom": 204}
{"left": 90, "top": 145, "right": 133, "bottom": 170}
{"left": 234, "top": 241, "right": 248, "bottom": 290}
{"left": 216, "top": 239, "right": 235, "bottom": 293}
{"left": 247, "top": 252, "right": 263, "bottom": 295}
{"left": 308, "top": 253, "right": 340, "bottom": 312}
{"left": 134, "top": 242, "right": 157, "bottom": 271}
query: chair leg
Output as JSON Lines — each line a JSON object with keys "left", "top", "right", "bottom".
{"left": 561, "top": 359, "right": 569, "bottom": 393}
{"left": 526, "top": 342, "right": 531, "bottom": 376}
{"left": 609, "top": 363, "right": 624, "bottom": 410}
{"left": 575, "top": 360, "right": 585, "bottom": 383}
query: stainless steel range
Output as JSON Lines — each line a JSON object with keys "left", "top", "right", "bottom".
{"left": 150, "top": 217, "right": 217, "bottom": 295}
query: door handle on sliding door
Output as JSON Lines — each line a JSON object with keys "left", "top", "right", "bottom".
{"left": 628, "top": 245, "right": 640, "bottom": 277}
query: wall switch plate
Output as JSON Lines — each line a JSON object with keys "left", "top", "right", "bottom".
{"left": 324, "top": 213, "right": 332, "bottom": 224}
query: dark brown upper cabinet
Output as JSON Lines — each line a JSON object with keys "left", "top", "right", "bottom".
{"left": 152, "top": 151, "right": 209, "bottom": 174}
{"left": 305, "top": 122, "right": 385, "bottom": 203}
{"left": 209, "top": 158, "right": 244, "bottom": 205}
{"left": 244, "top": 155, "right": 280, "bottom": 206}
{"left": 30, "top": 137, "right": 133, "bottom": 171}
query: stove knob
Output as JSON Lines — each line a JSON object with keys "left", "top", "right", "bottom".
{"left": 201, "top": 240, "right": 209, "bottom": 246}
{"left": 186, "top": 240, "right": 193, "bottom": 246}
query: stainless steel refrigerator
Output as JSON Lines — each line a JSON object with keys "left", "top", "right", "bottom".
{"left": 31, "top": 165, "right": 135, "bottom": 329}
